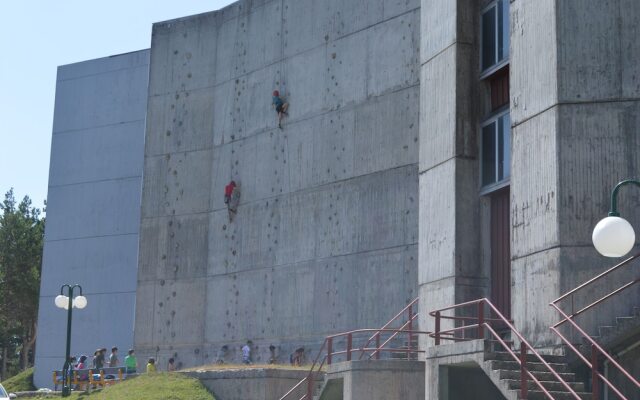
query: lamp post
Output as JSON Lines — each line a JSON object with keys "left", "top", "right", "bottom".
{"left": 592, "top": 179, "right": 640, "bottom": 257}
{"left": 54, "top": 284, "right": 87, "bottom": 397}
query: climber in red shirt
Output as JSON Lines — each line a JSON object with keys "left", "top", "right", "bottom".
{"left": 224, "top": 181, "right": 236, "bottom": 205}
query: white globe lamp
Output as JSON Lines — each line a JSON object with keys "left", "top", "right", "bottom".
{"left": 73, "top": 296, "right": 87, "bottom": 309}
{"left": 592, "top": 216, "right": 635, "bottom": 258}
{"left": 55, "top": 295, "right": 69, "bottom": 309}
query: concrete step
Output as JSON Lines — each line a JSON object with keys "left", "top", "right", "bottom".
{"left": 509, "top": 389, "right": 592, "bottom": 400}
{"left": 487, "top": 360, "right": 571, "bottom": 373}
{"left": 497, "top": 369, "right": 577, "bottom": 383}
{"left": 598, "top": 325, "right": 616, "bottom": 337}
{"left": 485, "top": 351, "right": 567, "bottom": 364}
{"left": 503, "top": 378, "right": 586, "bottom": 392}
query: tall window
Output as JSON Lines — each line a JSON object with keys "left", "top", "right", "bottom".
{"left": 481, "top": 0, "right": 509, "bottom": 74}
{"left": 481, "top": 111, "right": 510, "bottom": 190}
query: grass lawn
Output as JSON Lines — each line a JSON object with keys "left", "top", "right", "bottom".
{"left": 3, "top": 372, "right": 214, "bottom": 400}
{"left": 1, "top": 368, "right": 37, "bottom": 392}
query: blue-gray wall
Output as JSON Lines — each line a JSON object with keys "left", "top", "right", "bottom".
{"left": 34, "top": 50, "right": 149, "bottom": 388}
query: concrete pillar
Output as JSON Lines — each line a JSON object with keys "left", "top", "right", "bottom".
{"left": 418, "top": 0, "right": 482, "bottom": 347}
{"left": 510, "top": 0, "right": 640, "bottom": 345}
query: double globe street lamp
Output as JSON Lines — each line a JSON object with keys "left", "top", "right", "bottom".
{"left": 54, "top": 284, "right": 87, "bottom": 397}
{"left": 592, "top": 179, "right": 640, "bottom": 257}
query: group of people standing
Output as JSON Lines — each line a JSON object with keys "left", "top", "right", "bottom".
{"left": 69, "top": 347, "right": 169, "bottom": 375}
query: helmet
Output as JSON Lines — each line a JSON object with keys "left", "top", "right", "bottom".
{"left": 273, "top": 90, "right": 279, "bottom": 97}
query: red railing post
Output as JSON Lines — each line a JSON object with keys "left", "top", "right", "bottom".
{"left": 435, "top": 311, "right": 441, "bottom": 345}
{"left": 375, "top": 332, "right": 380, "bottom": 360}
{"left": 407, "top": 304, "right": 414, "bottom": 359}
{"left": 347, "top": 333, "right": 353, "bottom": 361}
{"left": 477, "top": 301, "right": 485, "bottom": 339}
{"left": 307, "top": 374, "right": 314, "bottom": 400}
{"left": 327, "top": 337, "right": 333, "bottom": 365}
{"left": 592, "top": 344, "right": 599, "bottom": 400}
{"left": 520, "top": 343, "right": 528, "bottom": 399}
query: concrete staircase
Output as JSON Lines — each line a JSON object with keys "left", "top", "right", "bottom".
{"left": 481, "top": 343, "right": 592, "bottom": 400}
{"left": 581, "top": 305, "right": 640, "bottom": 354}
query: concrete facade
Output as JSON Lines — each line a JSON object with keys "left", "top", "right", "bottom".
{"left": 34, "top": 50, "right": 149, "bottom": 388}
{"left": 134, "top": 0, "right": 420, "bottom": 369}
{"left": 419, "top": 0, "right": 640, "bottom": 342}
{"left": 35, "top": 0, "right": 640, "bottom": 397}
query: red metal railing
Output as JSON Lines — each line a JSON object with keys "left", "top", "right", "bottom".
{"left": 550, "top": 253, "right": 640, "bottom": 400}
{"left": 358, "top": 297, "right": 419, "bottom": 360}
{"left": 429, "top": 298, "right": 582, "bottom": 400}
{"left": 278, "top": 298, "right": 423, "bottom": 400}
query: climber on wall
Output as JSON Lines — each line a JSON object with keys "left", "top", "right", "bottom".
{"left": 224, "top": 180, "right": 240, "bottom": 221}
{"left": 272, "top": 90, "right": 289, "bottom": 129}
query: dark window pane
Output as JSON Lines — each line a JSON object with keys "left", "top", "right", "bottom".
{"left": 482, "top": 6, "right": 496, "bottom": 71}
{"left": 482, "top": 123, "right": 497, "bottom": 186}
{"left": 502, "top": 114, "right": 511, "bottom": 180}
{"left": 498, "top": 0, "right": 509, "bottom": 62}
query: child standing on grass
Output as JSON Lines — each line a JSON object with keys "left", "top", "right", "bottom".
{"left": 125, "top": 349, "right": 137, "bottom": 373}
{"left": 109, "top": 347, "right": 119, "bottom": 367}
{"left": 146, "top": 358, "right": 156, "bottom": 373}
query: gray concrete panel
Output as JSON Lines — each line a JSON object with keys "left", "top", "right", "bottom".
{"left": 141, "top": 149, "right": 213, "bottom": 218}
{"left": 55, "top": 50, "right": 149, "bottom": 82}
{"left": 48, "top": 122, "right": 145, "bottom": 187}
{"left": 138, "top": 214, "right": 209, "bottom": 282}
{"left": 510, "top": 108, "right": 560, "bottom": 259}
{"left": 511, "top": 249, "right": 561, "bottom": 346}
{"left": 556, "top": 102, "right": 640, "bottom": 246}
{"left": 52, "top": 64, "right": 149, "bottom": 134}
{"left": 419, "top": 160, "right": 457, "bottom": 284}
{"left": 149, "top": 14, "right": 218, "bottom": 97}
{"left": 419, "top": 45, "right": 458, "bottom": 171}
{"left": 45, "top": 177, "right": 142, "bottom": 241}
{"left": 509, "top": 0, "right": 558, "bottom": 125}
{"left": 35, "top": 51, "right": 148, "bottom": 389}
{"left": 557, "top": 0, "right": 640, "bottom": 102}
{"left": 420, "top": 0, "right": 457, "bottom": 64}
{"left": 145, "top": 88, "right": 215, "bottom": 156}
{"left": 39, "top": 234, "right": 139, "bottom": 296}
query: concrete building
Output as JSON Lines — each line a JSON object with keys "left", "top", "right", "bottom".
{"left": 36, "top": 0, "right": 640, "bottom": 398}
{"left": 134, "top": 0, "right": 420, "bottom": 368}
{"left": 34, "top": 50, "right": 149, "bottom": 388}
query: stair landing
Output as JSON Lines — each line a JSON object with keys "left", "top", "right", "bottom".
{"left": 426, "top": 339, "right": 591, "bottom": 400}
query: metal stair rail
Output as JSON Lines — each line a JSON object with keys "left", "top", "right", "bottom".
{"left": 358, "top": 297, "right": 419, "bottom": 360}
{"left": 549, "top": 253, "right": 640, "bottom": 400}
{"left": 278, "top": 298, "right": 425, "bottom": 400}
{"left": 430, "top": 298, "right": 583, "bottom": 400}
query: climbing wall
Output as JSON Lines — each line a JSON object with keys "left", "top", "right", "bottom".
{"left": 136, "top": 0, "right": 420, "bottom": 368}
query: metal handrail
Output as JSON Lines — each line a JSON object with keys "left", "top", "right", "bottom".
{"left": 430, "top": 298, "right": 582, "bottom": 400}
{"left": 552, "top": 277, "right": 640, "bottom": 328}
{"left": 552, "top": 253, "right": 639, "bottom": 304}
{"left": 550, "top": 303, "right": 639, "bottom": 400}
{"left": 367, "top": 313, "right": 419, "bottom": 360}
{"left": 278, "top": 326, "right": 430, "bottom": 400}
{"left": 549, "top": 325, "right": 629, "bottom": 400}
{"left": 549, "top": 254, "right": 640, "bottom": 400}
{"left": 358, "top": 297, "right": 419, "bottom": 360}
{"left": 279, "top": 339, "right": 327, "bottom": 400}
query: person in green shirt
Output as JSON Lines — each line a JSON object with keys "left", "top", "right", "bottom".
{"left": 124, "top": 349, "right": 137, "bottom": 374}
{"left": 146, "top": 358, "right": 157, "bottom": 373}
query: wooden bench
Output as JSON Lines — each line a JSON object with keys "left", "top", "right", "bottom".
{"left": 53, "top": 367, "right": 128, "bottom": 391}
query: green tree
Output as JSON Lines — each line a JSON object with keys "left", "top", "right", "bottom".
{"left": 0, "top": 189, "right": 45, "bottom": 379}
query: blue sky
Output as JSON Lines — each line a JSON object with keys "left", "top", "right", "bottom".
{"left": 0, "top": 0, "right": 234, "bottom": 210}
